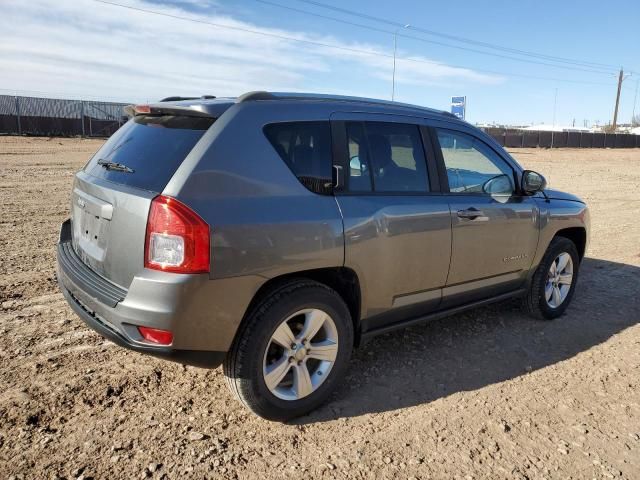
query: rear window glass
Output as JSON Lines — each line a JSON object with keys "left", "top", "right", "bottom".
{"left": 263, "top": 122, "right": 333, "bottom": 195}
{"left": 84, "top": 115, "right": 214, "bottom": 192}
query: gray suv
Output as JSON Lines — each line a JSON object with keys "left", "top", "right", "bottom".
{"left": 57, "top": 92, "right": 589, "bottom": 420}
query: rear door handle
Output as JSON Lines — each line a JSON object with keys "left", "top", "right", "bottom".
{"left": 457, "top": 208, "right": 484, "bottom": 219}
{"left": 333, "top": 165, "right": 343, "bottom": 189}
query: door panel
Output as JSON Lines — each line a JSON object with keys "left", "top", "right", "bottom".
{"left": 432, "top": 128, "right": 540, "bottom": 301}
{"left": 331, "top": 113, "right": 452, "bottom": 321}
{"left": 446, "top": 195, "right": 538, "bottom": 285}
{"left": 339, "top": 195, "right": 452, "bottom": 318}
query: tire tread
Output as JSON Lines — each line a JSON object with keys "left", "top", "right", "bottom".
{"left": 524, "top": 236, "right": 579, "bottom": 320}
{"left": 223, "top": 279, "right": 351, "bottom": 420}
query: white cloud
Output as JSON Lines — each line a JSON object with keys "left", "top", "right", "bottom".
{"left": 0, "top": 0, "right": 504, "bottom": 103}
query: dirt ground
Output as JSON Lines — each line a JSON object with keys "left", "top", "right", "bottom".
{"left": 0, "top": 136, "right": 639, "bottom": 480}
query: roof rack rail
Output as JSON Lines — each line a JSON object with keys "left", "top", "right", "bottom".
{"left": 160, "top": 95, "right": 217, "bottom": 102}
{"left": 160, "top": 96, "right": 199, "bottom": 102}
{"left": 237, "top": 91, "right": 276, "bottom": 102}
{"left": 236, "top": 91, "right": 461, "bottom": 119}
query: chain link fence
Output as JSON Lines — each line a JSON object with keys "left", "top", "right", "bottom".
{"left": 0, "top": 95, "right": 129, "bottom": 137}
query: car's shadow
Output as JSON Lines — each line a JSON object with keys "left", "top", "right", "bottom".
{"left": 296, "top": 257, "right": 640, "bottom": 423}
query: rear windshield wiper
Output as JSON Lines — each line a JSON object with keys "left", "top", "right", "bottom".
{"left": 97, "top": 159, "right": 135, "bottom": 173}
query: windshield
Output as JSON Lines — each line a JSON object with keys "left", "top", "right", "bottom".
{"left": 84, "top": 114, "right": 214, "bottom": 192}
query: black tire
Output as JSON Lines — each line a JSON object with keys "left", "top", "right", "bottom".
{"left": 524, "top": 236, "right": 580, "bottom": 320}
{"left": 223, "top": 279, "right": 353, "bottom": 421}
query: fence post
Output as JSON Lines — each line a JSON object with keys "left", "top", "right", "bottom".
{"left": 80, "top": 101, "right": 85, "bottom": 137}
{"left": 15, "top": 96, "right": 21, "bottom": 135}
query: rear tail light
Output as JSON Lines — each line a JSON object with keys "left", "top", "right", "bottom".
{"left": 134, "top": 104, "right": 151, "bottom": 114}
{"left": 138, "top": 326, "right": 173, "bottom": 345}
{"left": 144, "top": 195, "right": 210, "bottom": 274}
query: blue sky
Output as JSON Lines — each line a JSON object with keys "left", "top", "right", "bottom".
{"left": 1, "top": 0, "right": 638, "bottom": 125}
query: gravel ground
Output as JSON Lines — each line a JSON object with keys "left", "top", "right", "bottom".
{"left": 0, "top": 136, "right": 639, "bottom": 480}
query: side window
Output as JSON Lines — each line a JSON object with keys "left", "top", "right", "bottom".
{"left": 436, "top": 129, "right": 514, "bottom": 195}
{"left": 264, "top": 122, "right": 333, "bottom": 195}
{"left": 346, "top": 121, "right": 429, "bottom": 193}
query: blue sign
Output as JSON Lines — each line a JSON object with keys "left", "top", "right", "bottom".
{"left": 451, "top": 96, "right": 466, "bottom": 120}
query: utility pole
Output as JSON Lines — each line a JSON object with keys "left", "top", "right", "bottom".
{"left": 612, "top": 68, "right": 624, "bottom": 130}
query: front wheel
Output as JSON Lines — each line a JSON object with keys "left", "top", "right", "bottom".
{"left": 223, "top": 280, "right": 353, "bottom": 421}
{"left": 523, "top": 237, "right": 580, "bottom": 320}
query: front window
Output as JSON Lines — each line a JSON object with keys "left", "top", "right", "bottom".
{"left": 436, "top": 129, "right": 515, "bottom": 195}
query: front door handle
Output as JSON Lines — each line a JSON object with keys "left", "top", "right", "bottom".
{"left": 457, "top": 208, "right": 484, "bottom": 219}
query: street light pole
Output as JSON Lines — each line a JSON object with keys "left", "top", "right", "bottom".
{"left": 553, "top": 87, "right": 558, "bottom": 127}
{"left": 632, "top": 78, "right": 639, "bottom": 126}
{"left": 391, "top": 24, "right": 410, "bottom": 101}
{"left": 551, "top": 87, "right": 558, "bottom": 148}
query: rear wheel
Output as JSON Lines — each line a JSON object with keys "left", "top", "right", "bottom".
{"left": 223, "top": 280, "right": 353, "bottom": 421}
{"left": 524, "top": 237, "right": 580, "bottom": 320}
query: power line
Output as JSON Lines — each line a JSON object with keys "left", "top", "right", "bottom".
{"left": 90, "top": 0, "right": 418, "bottom": 59}
{"left": 293, "top": 0, "right": 625, "bottom": 72}
{"left": 256, "top": 0, "right": 616, "bottom": 76}
{"left": 91, "top": 0, "right": 620, "bottom": 88}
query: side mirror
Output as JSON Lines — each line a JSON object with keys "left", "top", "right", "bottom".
{"left": 521, "top": 170, "right": 547, "bottom": 195}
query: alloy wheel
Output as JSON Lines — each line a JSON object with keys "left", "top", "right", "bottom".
{"left": 545, "top": 252, "right": 573, "bottom": 308}
{"left": 262, "top": 309, "right": 339, "bottom": 401}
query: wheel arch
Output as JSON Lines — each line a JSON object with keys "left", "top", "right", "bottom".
{"left": 554, "top": 227, "right": 587, "bottom": 260}
{"left": 240, "top": 267, "right": 363, "bottom": 346}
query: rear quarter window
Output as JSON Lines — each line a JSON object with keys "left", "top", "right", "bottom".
{"left": 263, "top": 121, "right": 333, "bottom": 195}
{"left": 85, "top": 115, "right": 214, "bottom": 193}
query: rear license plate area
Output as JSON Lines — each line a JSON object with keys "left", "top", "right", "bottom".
{"left": 72, "top": 189, "right": 113, "bottom": 263}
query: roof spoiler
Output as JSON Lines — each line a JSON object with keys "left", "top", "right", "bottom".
{"left": 123, "top": 104, "right": 214, "bottom": 118}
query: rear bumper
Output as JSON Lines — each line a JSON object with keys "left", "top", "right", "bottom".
{"left": 60, "top": 287, "right": 225, "bottom": 368}
{"left": 56, "top": 219, "right": 226, "bottom": 368}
